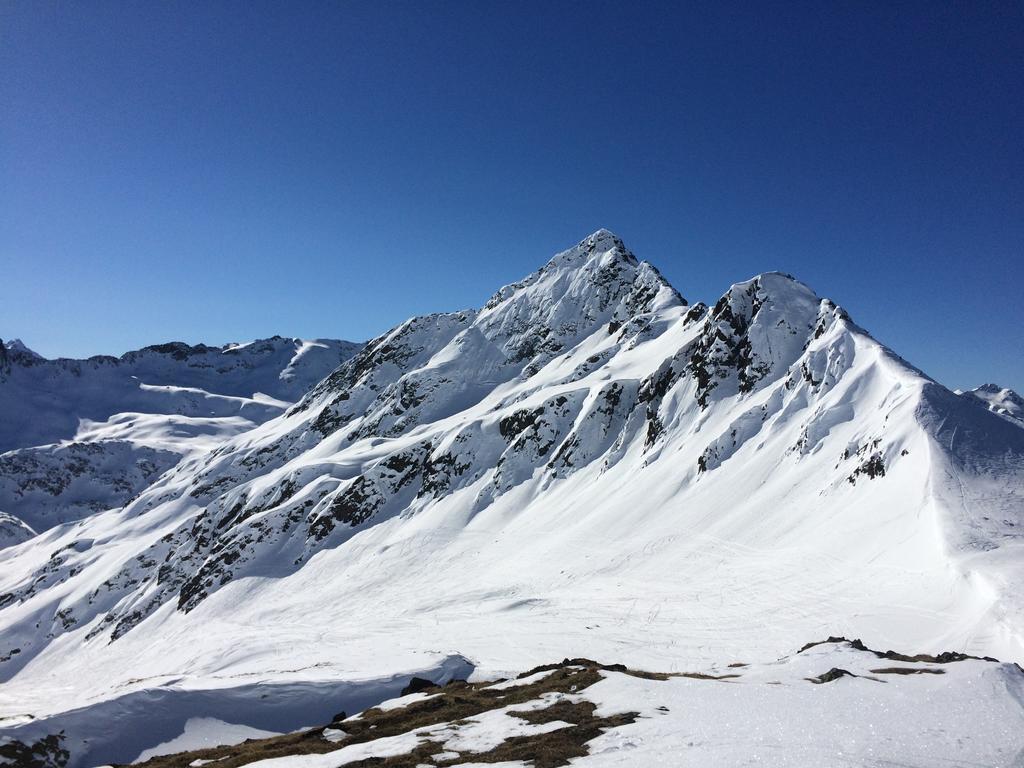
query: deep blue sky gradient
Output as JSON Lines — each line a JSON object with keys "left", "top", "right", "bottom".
{"left": 1, "top": 1, "right": 1021, "bottom": 392}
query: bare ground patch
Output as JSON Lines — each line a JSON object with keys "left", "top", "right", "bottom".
{"left": 120, "top": 659, "right": 659, "bottom": 768}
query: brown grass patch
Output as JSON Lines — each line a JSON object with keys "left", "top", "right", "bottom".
{"left": 674, "top": 671, "right": 741, "bottom": 681}
{"left": 123, "top": 660, "right": 653, "bottom": 768}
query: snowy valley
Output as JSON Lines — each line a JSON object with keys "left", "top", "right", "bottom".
{"left": 1, "top": 230, "right": 1022, "bottom": 767}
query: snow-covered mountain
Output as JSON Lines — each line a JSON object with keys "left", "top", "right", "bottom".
{"left": 0, "top": 337, "right": 361, "bottom": 534}
{"left": 0, "top": 513, "right": 35, "bottom": 549}
{"left": 1, "top": 230, "right": 1022, "bottom": 766}
{"left": 960, "top": 383, "right": 1024, "bottom": 424}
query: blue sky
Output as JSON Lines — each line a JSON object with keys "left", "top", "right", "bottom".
{"left": 1, "top": 1, "right": 1021, "bottom": 392}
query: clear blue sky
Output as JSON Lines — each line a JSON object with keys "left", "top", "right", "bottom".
{"left": 1, "top": 1, "right": 1021, "bottom": 392}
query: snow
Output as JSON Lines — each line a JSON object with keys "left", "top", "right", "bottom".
{"left": 244, "top": 730, "right": 426, "bottom": 768}
{"left": 0, "top": 512, "right": 35, "bottom": 550}
{"left": 132, "top": 718, "right": 278, "bottom": 762}
{"left": 0, "top": 336, "right": 360, "bottom": 532}
{"left": 576, "top": 643, "right": 1024, "bottom": 766}
{"left": 373, "top": 691, "right": 441, "bottom": 711}
{"left": 431, "top": 701, "right": 572, "bottom": 754}
{"left": 484, "top": 670, "right": 558, "bottom": 690}
{"left": 235, "top": 696, "right": 574, "bottom": 768}
{"left": 107, "top": 642, "right": 1023, "bottom": 768}
{"left": 960, "top": 383, "right": 1024, "bottom": 423}
{"left": 0, "top": 653, "right": 473, "bottom": 767}
{"left": 0, "top": 231, "right": 1022, "bottom": 765}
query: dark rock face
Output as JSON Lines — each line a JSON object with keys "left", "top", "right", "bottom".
{"left": 0, "top": 442, "right": 180, "bottom": 532}
{"left": 688, "top": 281, "right": 768, "bottom": 408}
{"left": 309, "top": 442, "right": 432, "bottom": 542}
{"left": 848, "top": 453, "right": 886, "bottom": 483}
{"left": 400, "top": 676, "right": 440, "bottom": 696}
{"left": 500, "top": 408, "right": 544, "bottom": 442}
{"left": 797, "top": 636, "right": 999, "bottom": 664}
{"left": 419, "top": 433, "right": 475, "bottom": 499}
{"left": 806, "top": 667, "right": 857, "bottom": 684}
{"left": 0, "top": 732, "right": 69, "bottom": 768}
{"left": 297, "top": 313, "right": 473, "bottom": 430}
{"left": 134, "top": 342, "right": 215, "bottom": 361}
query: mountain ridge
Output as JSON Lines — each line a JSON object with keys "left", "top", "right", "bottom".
{"left": 1, "top": 230, "right": 1022, "bottom": 765}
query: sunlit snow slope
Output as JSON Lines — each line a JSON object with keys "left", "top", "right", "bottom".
{"left": 1, "top": 231, "right": 1022, "bottom": 764}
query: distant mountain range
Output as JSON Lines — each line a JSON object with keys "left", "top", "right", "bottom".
{"left": 0, "top": 336, "right": 361, "bottom": 533}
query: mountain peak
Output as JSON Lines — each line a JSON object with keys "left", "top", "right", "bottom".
{"left": 713, "top": 271, "right": 825, "bottom": 327}
{"left": 737, "top": 270, "right": 817, "bottom": 298}
{"left": 540, "top": 228, "right": 637, "bottom": 274}
{"left": 976, "top": 383, "right": 1007, "bottom": 394}
{"left": 582, "top": 227, "right": 625, "bottom": 251}
{"left": 2, "top": 338, "right": 43, "bottom": 362}
{"left": 963, "top": 383, "right": 1024, "bottom": 423}
{"left": 483, "top": 231, "right": 681, "bottom": 317}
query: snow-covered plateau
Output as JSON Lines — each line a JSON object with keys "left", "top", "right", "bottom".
{"left": 1, "top": 230, "right": 1022, "bottom": 767}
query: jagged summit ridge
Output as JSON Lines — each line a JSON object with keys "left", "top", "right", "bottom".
{"left": 292, "top": 230, "right": 685, "bottom": 445}
{"left": 0, "top": 338, "right": 43, "bottom": 363}
{"left": 537, "top": 228, "right": 636, "bottom": 268}
{"left": 484, "top": 229, "right": 681, "bottom": 311}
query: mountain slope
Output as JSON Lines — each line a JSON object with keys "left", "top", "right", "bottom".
{"left": 0, "top": 336, "right": 361, "bottom": 533}
{"left": 0, "top": 231, "right": 1021, "bottom": 765}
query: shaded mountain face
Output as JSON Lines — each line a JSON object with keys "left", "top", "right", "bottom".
{"left": 0, "top": 512, "right": 35, "bottom": 549}
{"left": 960, "top": 383, "right": 1024, "bottom": 424}
{"left": 0, "top": 231, "right": 1022, "bottom": 765}
{"left": 0, "top": 336, "right": 362, "bottom": 533}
